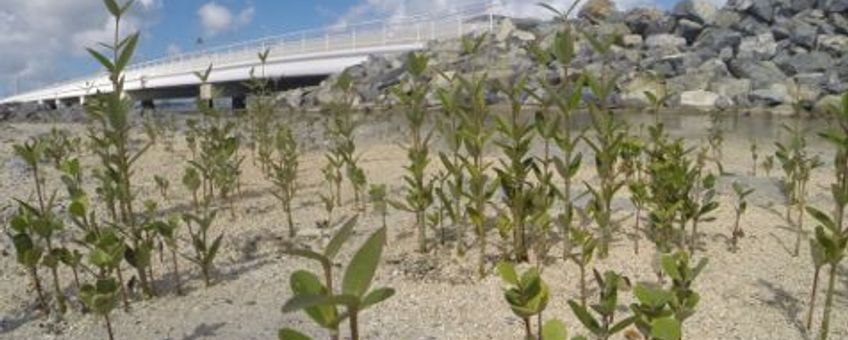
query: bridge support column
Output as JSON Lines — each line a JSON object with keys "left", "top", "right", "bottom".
{"left": 46, "top": 100, "right": 58, "bottom": 110}
{"left": 80, "top": 96, "right": 86, "bottom": 105}
{"left": 141, "top": 99, "right": 155, "bottom": 110}
{"left": 232, "top": 95, "right": 246, "bottom": 110}
{"left": 199, "top": 83, "right": 215, "bottom": 110}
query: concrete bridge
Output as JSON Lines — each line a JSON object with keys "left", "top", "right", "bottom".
{"left": 0, "top": 2, "right": 499, "bottom": 108}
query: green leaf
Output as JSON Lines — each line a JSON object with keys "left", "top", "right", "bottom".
{"left": 650, "top": 317, "right": 681, "bottom": 340}
{"left": 87, "top": 48, "right": 115, "bottom": 72}
{"left": 568, "top": 300, "right": 600, "bottom": 334}
{"left": 278, "top": 328, "right": 312, "bottom": 340}
{"left": 103, "top": 0, "right": 121, "bottom": 17}
{"left": 496, "top": 261, "right": 519, "bottom": 286}
{"left": 324, "top": 216, "right": 357, "bottom": 259}
{"left": 361, "top": 287, "right": 395, "bottom": 309}
{"left": 115, "top": 32, "right": 139, "bottom": 72}
{"left": 541, "top": 319, "right": 568, "bottom": 340}
{"left": 290, "top": 270, "right": 336, "bottom": 327}
{"left": 661, "top": 254, "right": 682, "bottom": 281}
{"left": 342, "top": 227, "right": 386, "bottom": 297}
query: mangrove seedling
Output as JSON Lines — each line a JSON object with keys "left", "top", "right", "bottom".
{"left": 804, "top": 93, "right": 848, "bottom": 340}
{"left": 151, "top": 217, "right": 183, "bottom": 295}
{"left": 369, "top": 184, "right": 388, "bottom": 230}
{"left": 566, "top": 226, "right": 597, "bottom": 307}
{"left": 324, "top": 72, "right": 366, "bottom": 209}
{"left": 267, "top": 124, "right": 300, "bottom": 238}
{"left": 154, "top": 175, "right": 170, "bottom": 201}
{"left": 85, "top": 0, "right": 155, "bottom": 296}
{"left": 706, "top": 111, "right": 725, "bottom": 174}
{"left": 497, "top": 261, "right": 569, "bottom": 340}
{"left": 730, "top": 181, "right": 755, "bottom": 252}
{"left": 568, "top": 270, "right": 635, "bottom": 340}
{"left": 282, "top": 216, "right": 357, "bottom": 340}
{"left": 182, "top": 211, "right": 224, "bottom": 287}
{"left": 80, "top": 279, "right": 121, "bottom": 340}
{"left": 282, "top": 225, "right": 393, "bottom": 340}
{"left": 494, "top": 76, "right": 537, "bottom": 262}
{"left": 390, "top": 52, "right": 434, "bottom": 253}
{"left": 762, "top": 155, "right": 774, "bottom": 177}
{"left": 775, "top": 122, "right": 821, "bottom": 257}
{"left": 750, "top": 140, "right": 759, "bottom": 176}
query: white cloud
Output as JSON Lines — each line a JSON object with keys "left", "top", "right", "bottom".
{"left": 166, "top": 43, "right": 182, "bottom": 56}
{"left": 198, "top": 2, "right": 254, "bottom": 37}
{"left": 0, "top": 0, "right": 160, "bottom": 96}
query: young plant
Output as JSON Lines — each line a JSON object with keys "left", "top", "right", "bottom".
{"left": 494, "top": 76, "right": 537, "bottom": 262}
{"left": 324, "top": 72, "right": 367, "bottom": 209}
{"left": 390, "top": 52, "right": 434, "bottom": 253}
{"left": 86, "top": 0, "right": 155, "bottom": 296}
{"left": 681, "top": 147, "right": 719, "bottom": 253}
{"left": 281, "top": 216, "right": 357, "bottom": 340}
{"left": 583, "top": 90, "right": 628, "bottom": 259}
{"left": 154, "top": 175, "right": 170, "bottom": 201}
{"left": 11, "top": 139, "right": 68, "bottom": 313}
{"left": 455, "top": 74, "right": 497, "bottom": 277}
{"left": 804, "top": 93, "right": 848, "bottom": 340}
{"left": 188, "top": 66, "right": 245, "bottom": 216}
{"left": 750, "top": 140, "right": 759, "bottom": 176}
{"left": 7, "top": 206, "right": 48, "bottom": 312}
{"left": 151, "top": 217, "right": 183, "bottom": 295}
{"left": 630, "top": 251, "right": 707, "bottom": 340}
{"left": 80, "top": 279, "right": 121, "bottom": 340}
{"left": 566, "top": 226, "right": 597, "bottom": 307}
{"left": 706, "top": 112, "right": 725, "bottom": 174}
{"left": 435, "top": 80, "right": 468, "bottom": 254}
{"left": 182, "top": 211, "right": 224, "bottom": 287}
{"left": 730, "top": 181, "right": 755, "bottom": 252}
{"left": 762, "top": 155, "right": 775, "bottom": 177}
{"left": 496, "top": 261, "right": 570, "bottom": 340}
{"left": 775, "top": 122, "right": 821, "bottom": 257}
{"left": 246, "top": 48, "right": 277, "bottom": 173}
{"left": 568, "top": 270, "right": 635, "bottom": 340}
{"left": 369, "top": 184, "right": 388, "bottom": 230}
{"left": 267, "top": 124, "right": 300, "bottom": 238}
{"left": 281, "top": 225, "right": 393, "bottom": 340}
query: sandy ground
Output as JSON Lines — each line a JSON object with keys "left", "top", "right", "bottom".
{"left": 0, "top": 110, "right": 846, "bottom": 340}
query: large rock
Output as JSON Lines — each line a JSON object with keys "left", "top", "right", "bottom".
{"left": 777, "top": 18, "right": 817, "bottom": 48}
{"left": 679, "top": 90, "right": 721, "bottom": 108}
{"left": 814, "top": 95, "right": 846, "bottom": 114}
{"left": 676, "top": 19, "right": 704, "bottom": 43}
{"left": 750, "top": 83, "right": 791, "bottom": 105}
{"left": 673, "top": 0, "right": 718, "bottom": 24}
{"left": 711, "top": 9, "right": 743, "bottom": 28}
{"left": 729, "top": 59, "right": 787, "bottom": 89}
{"left": 623, "top": 7, "right": 674, "bottom": 36}
{"left": 819, "top": 0, "right": 848, "bottom": 12}
{"left": 618, "top": 75, "right": 666, "bottom": 107}
{"left": 831, "top": 13, "right": 848, "bottom": 34}
{"left": 694, "top": 28, "right": 743, "bottom": 52}
{"left": 645, "top": 34, "right": 687, "bottom": 49}
{"left": 737, "top": 33, "right": 778, "bottom": 60}
{"left": 579, "top": 0, "right": 617, "bottom": 21}
{"left": 819, "top": 35, "right": 848, "bottom": 56}
{"left": 668, "top": 73, "right": 713, "bottom": 93}
{"left": 748, "top": 0, "right": 775, "bottom": 22}
{"left": 733, "top": 15, "right": 772, "bottom": 35}
{"left": 621, "top": 34, "right": 643, "bottom": 47}
{"left": 779, "top": 51, "right": 833, "bottom": 75}
{"left": 710, "top": 77, "right": 753, "bottom": 98}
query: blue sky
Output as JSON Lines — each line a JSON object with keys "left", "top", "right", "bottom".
{"left": 0, "top": 0, "right": 690, "bottom": 98}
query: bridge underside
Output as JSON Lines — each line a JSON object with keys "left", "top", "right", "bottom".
{"left": 127, "top": 75, "right": 327, "bottom": 102}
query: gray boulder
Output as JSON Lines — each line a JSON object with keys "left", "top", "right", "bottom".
{"left": 818, "top": 35, "right": 848, "bottom": 56}
{"left": 623, "top": 8, "right": 674, "bottom": 36}
{"left": 748, "top": 0, "right": 775, "bottom": 22}
{"left": 733, "top": 15, "right": 772, "bottom": 34}
{"left": 710, "top": 77, "right": 753, "bottom": 99}
{"left": 729, "top": 59, "right": 787, "bottom": 89}
{"left": 779, "top": 18, "right": 817, "bottom": 48}
{"left": 677, "top": 19, "right": 704, "bottom": 43}
{"left": 778, "top": 51, "right": 833, "bottom": 75}
{"left": 645, "top": 34, "right": 687, "bottom": 49}
{"left": 679, "top": 90, "right": 721, "bottom": 108}
{"left": 711, "top": 9, "right": 743, "bottom": 28}
{"left": 673, "top": 0, "right": 718, "bottom": 24}
{"left": 695, "top": 28, "right": 743, "bottom": 52}
{"left": 750, "top": 83, "right": 791, "bottom": 105}
{"left": 621, "top": 34, "right": 644, "bottom": 47}
{"left": 737, "top": 33, "right": 778, "bottom": 60}
{"left": 831, "top": 13, "right": 848, "bottom": 34}
{"left": 668, "top": 73, "right": 712, "bottom": 93}
{"left": 819, "top": 0, "right": 848, "bottom": 12}
{"left": 727, "top": 0, "right": 754, "bottom": 11}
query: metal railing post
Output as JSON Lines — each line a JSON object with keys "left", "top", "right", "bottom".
{"left": 489, "top": 11, "right": 494, "bottom": 32}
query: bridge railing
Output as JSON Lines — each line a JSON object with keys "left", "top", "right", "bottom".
{"left": 13, "top": 1, "right": 502, "bottom": 101}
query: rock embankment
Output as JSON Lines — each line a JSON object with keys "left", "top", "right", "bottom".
{"left": 282, "top": 0, "right": 848, "bottom": 113}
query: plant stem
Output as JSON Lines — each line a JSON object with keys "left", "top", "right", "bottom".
{"left": 806, "top": 266, "right": 821, "bottom": 330}
{"left": 579, "top": 264, "right": 586, "bottom": 307}
{"left": 49, "top": 265, "right": 66, "bottom": 314}
{"left": 350, "top": 309, "right": 359, "bottom": 340}
{"left": 818, "top": 264, "right": 838, "bottom": 340}
{"left": 104, "top": 313, "right": 115, "bottom": 340}
{"left": 523, "top": 317, "right": 532, "bottom": 339}
{"left": 30, "top": 267, "right": 47, "bottom": 312}
{"left": 171, "top": 248, "right": 182, "bottom": 295}
{"left": 115, "top": 266, "right": 130, "bottom": 312}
